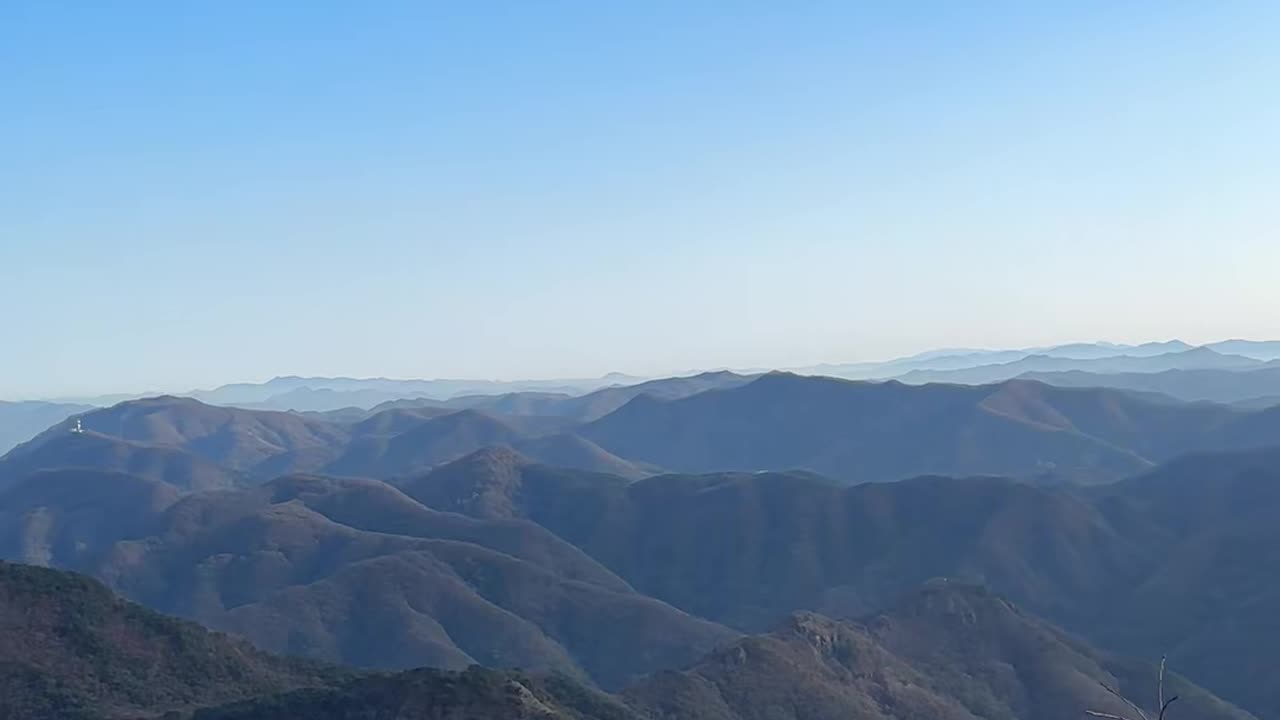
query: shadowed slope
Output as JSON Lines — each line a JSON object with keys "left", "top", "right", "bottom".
{"left": 625, "top": 584, "right": 1252, "bottom": 720}
{"left": 0, "top": 561, "right": 340, "bottom": 720}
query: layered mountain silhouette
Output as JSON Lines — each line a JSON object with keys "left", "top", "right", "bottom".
{"left": 0, "top": 400, "right": 93, "bottom": 454}
{"left": 1024, "top": 365, "right": 1280, "bottom": 405}
{"left": 10, "top": 371, "right": 1280, "bottom": 487}
{"left": 404, "top": 444, "right": 1280, "bottom": 717}
{"left": 578, "top": 373, "right": 1280, "bottom": 483}
{"left": 894, "top": 347, "right": 1264, "bottom": 385}
{"left": 0, "top": 469, "right": 734, "bottom": 690}
{"left": 6, "top": 368, "right": 1280, "bottom": 716}
{"left": 803, "top": 339, "right": 1280, "bottom": 381}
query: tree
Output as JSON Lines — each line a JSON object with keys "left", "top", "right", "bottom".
{"left": 1086, "top": 656, "right": 1179, "bottom": 720}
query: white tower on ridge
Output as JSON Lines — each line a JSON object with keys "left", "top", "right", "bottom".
{"left": 71, "top": 418, "right": 84, "bottom": 434}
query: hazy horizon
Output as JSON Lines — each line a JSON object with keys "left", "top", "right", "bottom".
{"left": 6, "top": 4, "right": 1278, "bottom": 398}
{"left": 5, "top": 334, "right": 1275, "bottom": 402}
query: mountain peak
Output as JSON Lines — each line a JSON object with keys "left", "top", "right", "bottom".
{"left": 398, "top": 445, "right": 533, "bottom": 518}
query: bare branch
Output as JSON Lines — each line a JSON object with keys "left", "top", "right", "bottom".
{"left": 1086, "top": 711, "right": 1137, "bottom": 720}
{"left": 1158, "top": 655, "right": 1166, "bottom": 711}
{"left": 1158, "top": 696, "right": 1179, "bottom": 720}
{"left": 1100, "top": 681, "right": 1150, "bottom": 720}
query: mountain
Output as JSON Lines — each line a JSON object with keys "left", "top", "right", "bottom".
{"left": 406, "top": 371, "right": 758, "bottom": 423}
{"left": 1023, "top": 365, "right": 1280, "bottom": 405}
{"left": 1087, "top": 447, "right": 1280, "bottom": 716}
{"left": 325, "top": 409, "right": 536, "bottom": 479}
{"left": 11, "top": 396, "right": 350, "bottom": 479}
{"left": 1, "top": 469, "right": 734, "bottom": 690}
{"left": 1042, "top": 339, "right": 1194, "bottom": 359}
{"left": 793, "top": 341, "right": 1198, "bottom": 380}
{"left": 189, "top": 375, "right": 649, "bottom": 411}
{"left": 2, "top": 396, "right": 643, "bottom": 488}
{"left": 0, "top": 400, "right": 93, "bottom": 455}
{"left": 626, "top": 584, "right": 1252, "bottom": 720}
{"left": 0, "top": 469, "right": 180, "bottom": 569}
{"left": 1206, "top": 339, "right": 1280, "bottom": 361}
{"left": 544, "top": 372, "right": 759, "bottom": 423}
{"left": 0, "top": 560, "right": 340, "bottom": 720}
{"left": 0, "top": 432, "right": 245, "bottom": 493}
{"left": 196, "top": 666, "right": 644, "bottom": 720}
{"left": 1234, "top": 394, "right": 1280, "bottom": 409}
{"left": 197, "top": 587, "right": 1252, "bottom": 720}
{"left": 12, "top": 374, "right": 1280, "bottom": 490}
{"left": 410, "top": 456, "right": 1145, "bottom": 630}
{"left": 1, "top": 559, "right": 1248, "bottom": 720}
{"left": 578, "top": 373, "right": 1274, "bottom": 484}
{"left": 512, "top": 434, "right": 654, "bottom": 479}
{"left": 413, "top": 445, "right": 1280, "bottom": 717}
{"left": 896, "top": 347, "right": 1262, "bottom": 385}
{"left": 399, "top": 447, "right": 633, "bottom": 522}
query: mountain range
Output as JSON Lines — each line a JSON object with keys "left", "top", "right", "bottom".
{"left": 9, "top": 372, "right": 1280, "bottom": 490}
{"left": 0, "top": 560, "right": 1254, "bottom": 720}
{"left": 397, "top": 444, "right": 1280, "bottom": 716}
{"left": 5, "top": 358, "right": 1280, "bottom": 717}
{"left": 0, "top": 400, "right": 94, "bottom": 456}
{"left": 4, "top": 437, "right": 1280, "bottom": 715}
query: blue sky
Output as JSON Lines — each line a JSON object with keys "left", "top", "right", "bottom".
{"left": 3, "top": 2, "right": 1278, "bottom": 398}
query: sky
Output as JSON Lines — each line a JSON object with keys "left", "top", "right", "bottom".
{"left": 2, "top": 2, "right": 1279, "bottom": 398}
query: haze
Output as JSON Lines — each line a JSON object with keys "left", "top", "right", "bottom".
{"left": 4, "top": 3, "right": 1278, "bottom": 398}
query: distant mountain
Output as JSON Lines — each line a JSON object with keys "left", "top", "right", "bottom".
{"left": 794, "top": 340, "right": 1198, "bottom": 379}
{"left": 3, "top": 396, "right": 645, "bottom": 486}
{"left": 12, "top": 375, "right": 1279, "bottom": 488}
{"left": 1023, "top": 365, "right": 1280, "bottom": 405}
{"left": 0, "top": 561, "right": 339, "bottom": 720}
{"left": 362, "top": 371, "right": 757, "bottom": 423}
{"left": 542, "top": 372, "right": 758, "bottom": 422}
{"left": 189, "top": 374, "right": 649, "bottom": 411}
{"left": 1206, "top": 339, "right": 1280, "bottom": 361}
{"left": 324, "top": 408, "right": 598, "bottom": 478}
{"left": 578, "top": 373, "right": 1276, "bottom": 484}
{"left": 0, "top": 400, "right": 93, "bottom": 455}
{"left": 0, "top": 432, "right": 245, "bottom": 493}
{"left": 512, "top": 434, "right": 655, "bottom": 479}
{"left": 1234, "top": 394, "right": 1280, "bottom": 409}
{"left": 324, "top": 409, "right": 531, "bottom": 478}
{"left": 897, "top": 347, "right": 1262, "bottom": 385}
{"left": 12, "top": 396, "right": 349, "bottom": 479}
{"left": 626, "top": 584, "right": 1251, "bottom": 720}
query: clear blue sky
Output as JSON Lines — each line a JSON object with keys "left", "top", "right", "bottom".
{"left": 3, "top": 2, "right": 1278, "bottom": 398}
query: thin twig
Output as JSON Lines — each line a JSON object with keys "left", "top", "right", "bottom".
{"left": 1100, "top": 681, "right": 1150, "bottom": 720}
{"left": 1086, "top": 711, "right": 1137, "bottom": 720}
{"left": 1158, "top": 697, "right": 1179, "bottom": 720}
{"left": 1158, "top": 655, "right": 1166, "bottom": 711}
